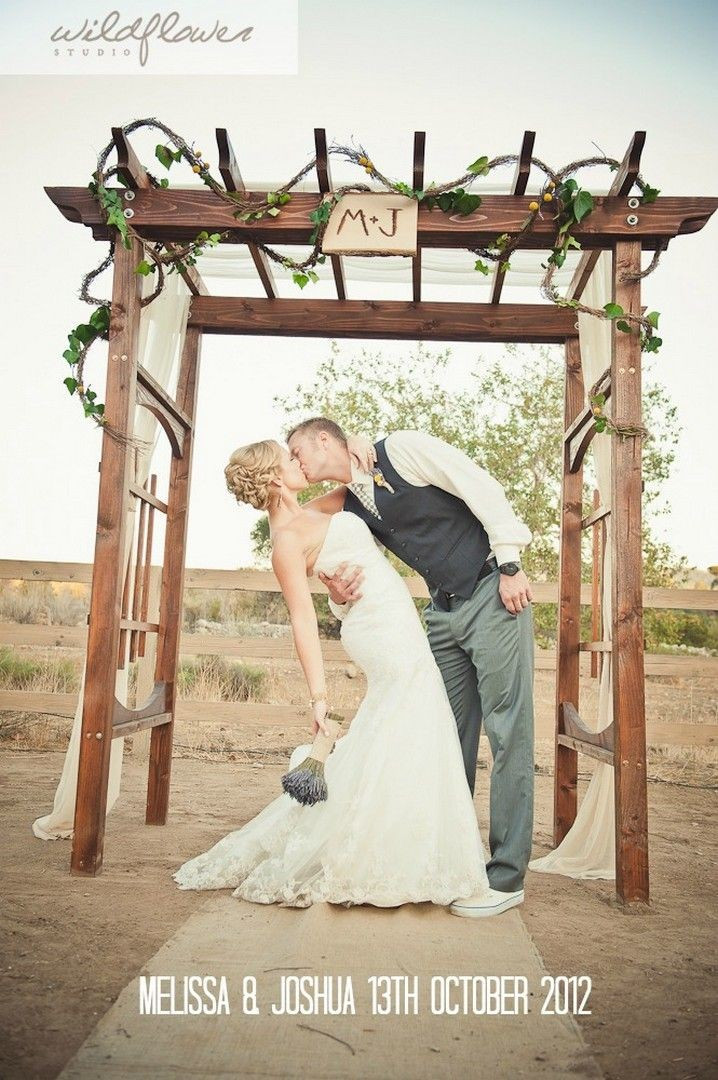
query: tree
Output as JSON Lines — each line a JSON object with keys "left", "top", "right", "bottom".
{"left": 253, "top": 339, "right": 685, "bottom": 590}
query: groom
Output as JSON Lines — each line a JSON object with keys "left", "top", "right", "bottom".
{"left": 287, "top": 418, "right": 535, "bottom": 918}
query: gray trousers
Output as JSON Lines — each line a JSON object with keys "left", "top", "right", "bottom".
{"left": 424, "top": 567, "right": 535, "bottom": 893}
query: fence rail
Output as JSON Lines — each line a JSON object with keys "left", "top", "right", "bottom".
{"left": 1, "top": 561, "right": 716, "bottom": 750}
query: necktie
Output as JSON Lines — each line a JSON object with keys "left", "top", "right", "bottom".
{"left": 349, "top": 480, "right": 382, "bottom": 520}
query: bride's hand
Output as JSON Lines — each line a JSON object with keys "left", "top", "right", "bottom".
{"left": 311, "top": 699, "right": 331, "bottom": 738}
{"left": 347, "top": 435, "right": 377, "bottom": 474}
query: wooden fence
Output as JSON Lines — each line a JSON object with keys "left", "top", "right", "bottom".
{"left": 1, "top": 559, "right": 716, "bottom": 748}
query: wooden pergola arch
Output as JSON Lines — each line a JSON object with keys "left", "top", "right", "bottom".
{"left": 46, "top": 127, "right": 717, "bottom": 903}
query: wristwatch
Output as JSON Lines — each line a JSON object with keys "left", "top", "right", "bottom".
{"left": 498, "top": 561, "right": 521, "bottom": 576}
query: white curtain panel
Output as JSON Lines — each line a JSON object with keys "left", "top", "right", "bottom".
{"left": 529, "top": 250, "right": 616, "bottom": 879}
{"left": 33, "top": 271, "right": 191, "bottom": 840}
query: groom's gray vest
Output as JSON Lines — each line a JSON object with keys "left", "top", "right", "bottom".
{"left": 343, "top": 438, "right": 492, "bottom": 610}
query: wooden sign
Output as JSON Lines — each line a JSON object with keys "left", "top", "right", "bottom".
{"left": 321, "top": 193, "right": 418, "bottom": 256}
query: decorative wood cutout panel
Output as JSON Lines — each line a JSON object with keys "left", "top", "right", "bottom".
{"left": 322, "top": 193, "right": 418, "bottom": 256}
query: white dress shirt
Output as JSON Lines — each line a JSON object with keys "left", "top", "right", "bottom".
{"left": 331, "top": 430, "right": 532, "bottom": 618}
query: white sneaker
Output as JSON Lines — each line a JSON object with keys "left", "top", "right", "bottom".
{"left": 449, "top": 887, "right": 524, "bottom": 918}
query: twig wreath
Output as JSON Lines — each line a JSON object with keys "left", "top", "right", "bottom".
{"left": 66, "top": 118, "right": 662, "bottom": 446}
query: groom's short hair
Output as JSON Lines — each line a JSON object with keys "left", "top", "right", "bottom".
{"left": 286, "top": 417, "right": 348, "bottom": 445}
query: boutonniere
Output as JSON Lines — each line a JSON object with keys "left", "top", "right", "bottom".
{"left": 372, "top": 468, "right": 395, "bottom": 493}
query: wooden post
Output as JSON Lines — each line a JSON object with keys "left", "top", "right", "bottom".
{"left": 132, "top": 563, "right": 162, "bottom": 764}
{"left": 554, "top": 336, "right": 585, "bottom": 843}
{"left": 146, "top": 324, "right": 202, "bottom": 824}
{"left": 611, "top": 240, "right": 649, "bottom": 903}
{"left": 70, "top": 237, "right": 144, "bottom": 875}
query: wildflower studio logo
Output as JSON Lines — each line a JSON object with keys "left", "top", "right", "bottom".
{"left": 0, "top": 1, "right": 298, "bottom": 75}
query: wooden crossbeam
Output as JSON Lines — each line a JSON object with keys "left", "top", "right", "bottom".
{"left": 491, "top": 130, "right": 535, "bottom": 304}
{"left": 216, "top": 127, "right": 277, "bottom": 299}
{"left": 46, "top": 186, "right": 718, "bottom": 249}
{"left": 567, "top": 131, "right": 646, "bottom": 301}
{"left": 111, "top": 127, "right": 208, "bottom": 298}
{"left": 187, "top": 297, "right": 577, "bottom": 342}
{"left": 314, "top": 128, "right": 346, "bottom": 300}
{"left": 565, "top": 370, "right": 612, "bottom": 472}
{"left": 412, "top": 131, "right": 426, "bottom": 302}
{"left": 136, "top": 363, "right": 191, "bottom": 458}
{"left": 129, "top": 480, "right": 167, "bottom": 514}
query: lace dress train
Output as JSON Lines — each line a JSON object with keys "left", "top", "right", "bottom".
{"left": 173, "top": 512, "right": 490, "bottom": 908}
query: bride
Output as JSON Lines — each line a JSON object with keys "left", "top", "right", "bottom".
{"left": 173, "top": 437, "right": 495, "bottom": 912}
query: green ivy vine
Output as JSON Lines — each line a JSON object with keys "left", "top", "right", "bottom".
{"left": 65, "top": 119, "right": 663, "bottom": 445}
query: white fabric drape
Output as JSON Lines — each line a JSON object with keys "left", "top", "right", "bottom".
{"left": 529, "top": 250, "right": 616, "bottom": 878}
{"left": 33, "top": 271, "right": 191, "bottom": 840}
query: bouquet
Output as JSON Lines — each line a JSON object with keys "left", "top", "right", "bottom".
{"left": 281, "top": 711, "right": 344, "bottom": 805}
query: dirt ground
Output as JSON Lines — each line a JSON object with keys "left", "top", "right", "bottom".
{"left": 1, "top": 736, "right": 716, "bottom": 1080}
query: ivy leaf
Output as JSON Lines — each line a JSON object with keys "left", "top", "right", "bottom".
{"left": 467, "top": 155, "right": 490, "bottom": 176}
{"left": 572, "top": 190, "right": 594, "bottom": 223}
{"left": 646, "top": 310, "right": 660, "bottom": 329}
{"left": 307, "top": 270, "right": 320, "bottom": 283}
{"left": 292, "top": 272, "right": 309, "bottom": 289}
{"left": 278, "top": 193, "right": 292, "bottom": 205}
{"left": 499, "top": 261, "right": 511, "bottom": 273}
{"left": 95, "top": 403, "right": 105, "bottom": 416}
{"left": 74, "top": 324, "right": 96, "bottom": 344}
{"left": 135, "top": 260, "right": 153, "bottom": 276}
{"left": 89, "top": 306, "right": 110, "bottom": 333}
{"left": 160, "top": 178, "right": 169, "bottom": 188}
{"left": 63, "top": 377, "right": 78, "bottom": 395}
{"left": 155, "top": 144, "right": 173, "bottom": 170}
{"left": 438, "top": 193, "right": 453, "bottom": 212}
{"left": 267, "top": 206, "right": 281, "bottom": 217}
{"left": 456, "top": 193, "right": 482, "bottom": 216}
{"left": 603, "top": 302, "right": 624, "bottom": 318}
{"left": 474, "top": 259, "right": 490, "bottom": 275}
{"left": 595, "top": 417, "right": 607, "bottom": 433}
{"left": 63, "top": 349, "right": 78, "bottom": 365}
{"left": 640, "top": 185, "right": 660, "bottom": 204}
{"left": 616, "top": 320, "right": 632, "bottom": 333}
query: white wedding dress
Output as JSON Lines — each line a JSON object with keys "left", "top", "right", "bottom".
{"left": 173, "top": 511, "right": 490, "bottom": 908}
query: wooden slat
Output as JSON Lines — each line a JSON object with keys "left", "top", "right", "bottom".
{"left": 137, "top": 363, "right": 191, "bottom": 429}
{"left": 491, "top": 130, "right": 535, "bottom": 303}
{"left": 314, "top": 128, "right": 346, "bottom": 300}
{"left": 561, "top": 701, "right": 614, "bottom": 752}
{"left": 579, "top": 641, "right": 612, "bottom": 652}
{"left": 557, "top": 734, "right": 614, "bottom": 765}
{"left": 2, "top": 623, "right": 717, "bottom": 677}
{"left": 2, "top": 562, "right": 716, "bottom": 611}
{"left": 215, "top": 127, "right": 277, "bottom": 299}
{"left": 111, "top": 126, "right": 208, "bottom": 298}
{"left": 138, "top": 474, "right": 158, "bottom": 658}
{"left": 412, "top": 131, "right": 426, "bottom": 303}
{"left": 45, "top": 186, "right": 718, "bottom": 249}
{"left": 553, "top": 337, "right": 585, "bottom": 844}
{"left": 582, "top": 502, "right": 610, "bottom": 530}
{"left": 4, "top": 691, "right": 715, "bottom": 748}
{"left": 611, "top": 238, "right": 649, "bottom": 904}
{"left": 590, "top": 488, "right": 603, "bottom": 679}
{"left": 567, "top": 131, "right": 646, "bottom": 301}
{"left": 188, "top": 297, "right": 577, "bottom": 343}
{"left": 128, "top": 481, "right": 167, "bottom": 514}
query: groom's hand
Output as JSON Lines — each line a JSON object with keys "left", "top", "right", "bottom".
{"left": 499, "top": 569, "right": 534, "bottom": 616}
{"left": 319, "top": 562, "right": 364, "bottom": 604}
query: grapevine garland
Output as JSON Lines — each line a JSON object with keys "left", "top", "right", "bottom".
{"left": 65, "top": 118, "right": 663, "bottom": 446}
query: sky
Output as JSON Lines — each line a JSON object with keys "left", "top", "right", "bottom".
{"left": 1, "top": 0, "right": 717, "bottom": 572}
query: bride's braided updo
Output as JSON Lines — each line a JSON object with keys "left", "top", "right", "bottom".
{"left": 224, "top": 440, "right": 283, "bottom": 511}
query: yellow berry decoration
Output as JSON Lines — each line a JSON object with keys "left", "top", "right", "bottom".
{"left": 592, "top": 405, "right": 603, "bottom": 416}
{"left": 192, "top": 164, "right": 201, "bottom": 173}
{"left": 543, "top": 192, "right": 553, "bottom": 202}
{"left": 77, "top": 384, "right": 84, "bottom": 394}
{"left": 528, "top": 201, "right": 539, "bottom": 212}
{"left": 194, "top": 150, "right": 202, "bottom": 158}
